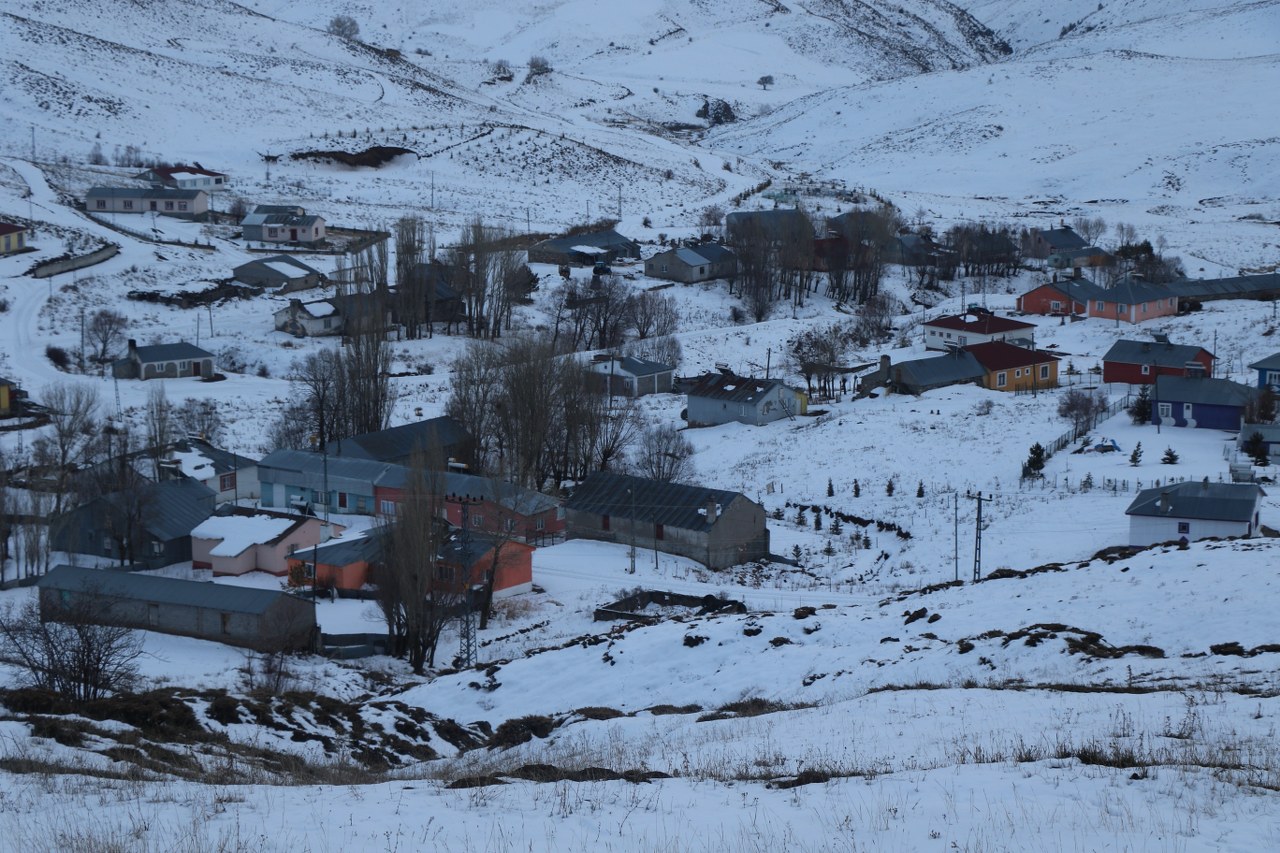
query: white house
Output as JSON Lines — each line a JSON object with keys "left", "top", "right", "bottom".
{"left": 923, "top": 311, "right": 1036, "bottom": 352}
{"left": 1125, "top": 481, "right": 1265, "bottom": 547}
{"left": 136, "top": 165, "right": 230, "bottom": 192}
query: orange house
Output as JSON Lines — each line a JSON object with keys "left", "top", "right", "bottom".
{"left": 965, "top": 340, "right": 1060, "bottom": 392}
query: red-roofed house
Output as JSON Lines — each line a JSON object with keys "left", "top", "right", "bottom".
{"left": 923, "top": 312, "right": 1036, "bottom": 352}
{"left": 0, "top": 222, "right": 29, "bottom": 256}
{"left": 966, "top": 341, "right": 1059, "bottom": 392}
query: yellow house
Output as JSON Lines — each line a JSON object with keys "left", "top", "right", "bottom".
{"left": 966, "top": 341, "right": 1060, "bottom": 392}
{"left": 0, "top": 222, "right": 27, "bottom": 256}
{"left": 0, "top": 378, "right": 15, "bottom": 415}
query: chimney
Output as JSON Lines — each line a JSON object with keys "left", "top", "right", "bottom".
{"left": 127, "top": 339, "right": 137, "bottom": 356}
{"left": 879, "top": 354, "right": 890, "bottom": 373}
{"left": 705, "top": 499, "right": 718, "bottom": 524}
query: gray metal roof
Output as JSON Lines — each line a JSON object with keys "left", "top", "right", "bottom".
{"left": 1034, "top": 227, "right": 1088, "bottom": 251}
{"left": 595, "top": 355, "right": 673, "bottom": 378}
{"left": 1103, "top": 339, "right": 1211, "bottom": 368}
{"left": 1125, "top": 481, "right": 1264, "bottom": 523}
{"left": 892, "top": 351, "right": 985, "bottom": 391}
{"left": 331, "top": 416, "right": 471, "bottom": 465}
{"left": 686, "top": 371, "right": 793, "bottom": 405}
{"left": 726, "top": 208, "right": 812, "bottom": 241}
{"left": 234, "top": 255, "right": 320, "bottom": 279}
{"left": 86, "top": 186, "right": 205, "bottom": 201}
{"left": 143, "top": 479, "right": 217, "bottom": 541}
{"left": 1166, "top": 273, "right": 1280, "bottom": 301}
{"left": 566, "top": 471, "right": 748, "bottom": 532}
{"left": 39, "top": 565, "right": 300, "bottom": 615}
{"left": 531, "top": 229, "right": 637, "bottom": 255}
{"left": 1154, "top": 375, "right": 1256, "bottom": 408}
{"left": 307, "top": 530, "right": 387, "bottom": 566}
{"left": 257, "top": 449, "right": 404, "bottom": 491}
{"left": 1248, "top": 352, "right": 1280, "bottom": 372}
{"left": 128, "top": 342, "right": 215, "bottom": 364}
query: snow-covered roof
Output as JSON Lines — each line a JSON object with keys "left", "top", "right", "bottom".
{"left": 569, "top": 245, "right": 609, "bottom": 255}
{"left": 191, "top": 514, "right": 300, "bottom": 556}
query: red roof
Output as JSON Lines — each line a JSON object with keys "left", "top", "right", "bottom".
{"left": 0, "top": 222, "right": 25, "bottom": 236}
{"left": 925, "top": 312, "right": 1035, "bottom": 335}
{"left": 965, "top": 340, "right": 1059, "bottom": 371}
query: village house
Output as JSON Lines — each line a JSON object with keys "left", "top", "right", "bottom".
{"left": 889, "top": 350, "right": 985, "bottom": 395}
{"left": 1166, "top": 272, "right": 1280, "bottom": 306}
{"left": 564, "top": 471, "right": 770, "bottom": 570}
{"left": 965, "top": 341, "right": 1060, "bottom": 392}
{"left": 526, "top": 229, "right": 639, "bottom": 266}
{"left": 1152, "top": 375, "right": 1256, "bottom": 430}
{"left": 85, "top": 187, "right": 209, "bottom": 220}
{"left": 135, "top": 164, "right": 230, "bottom": 192}
{"left": 157, "top": 437, "right": 259, "bottom": 504}
{"left": 285, "top": 531, "right": 385, "bottom": 592}
{"left": 241, "top": 205, "right": 326, "bottom": 247}
{"left": 588, "top": 354, "right": 675, "bottom": 397}
{"left": 730, "top": 208, "right": 814, "bottom": 247}
{"left": 1125, "top": 481, "right": 1265, "bottom": 547}
{"left": 923, "top": 311, "right": 1035, "bottom": 352}
{"left": 257, "top": 451, "right": 402, "bottom": 517}
{"left": 49, "top": 479, "right": 216, "bottom": 570}
{"left": 191, "top": 509, "right": 344, "bottom": 576}
{"left": 233, "top": 255, "right": 325, "bottom": 292}
{"left": 0, "top": 221, "right": 29, "bottom": 255}
{"left": 112, "top": 339, "right": 216, "bottom": 380}
{"left": 330, "top": 416, "right": 474, "bottom": 468}
{"left": 0, "top": 376, "right": 23, "bottom": 416}
{"left": 685, "top": 369, "right": 807, "bottom": 427}
{"left": 272, "top": 292, "right": 391, "bottom": 338}
{"left": 37, "top": 565, "right": 315, "bottom": 652}
{"left": 1022, "top": 224, "right": 1088, "bottom": 260}
{"left": 645, "top": 244, "right": 737, "bottom": 283}
{"left": 1018, "top": 276, "right": 1178, "bottom": 324}
{"left": 1247, "top": 352, "right": 1280, "bottom": 392}
{"left": 1047, "top": 246, "right": 1114, "bottom": 273}
{"left": 1102, "top": 336, "right": 1214, "bottom": 385}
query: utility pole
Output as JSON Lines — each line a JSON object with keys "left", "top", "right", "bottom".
{"left": 966, "top": 491, "right": 987, "bottom": 582}
{"left": 953, "top": 492, "right": 959, "bottom": 582}
{"left": 458, "top": 502, "right": 477, "bottom": 667}
{"left": 627, "top": 488, "right": 636, "bottom": 574}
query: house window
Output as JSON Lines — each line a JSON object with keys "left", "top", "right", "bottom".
{"left": 957, "top": 336, "right": 967, "bottom": 346}
{"left": 268, "top": 228, "right": 278, "bottom": 237}
{"left": 356, "top": 496, "right": 368, "bottom": 512}
{"left": 471, "top": 514, "right": 483, "bottom": 527}
{"left": 1050, "top": 300, "right": 1062, "bottom": 311}
{"left": 102, "top": 535, "right": 114, "bottom": 553}
{"left": 996, "top": 371, "right": 1007, "bottom": 388}
{"left": 1158, "top": 402, "right": 1171, "bottom": 418}
{"left": 148, "top": 604, "right": 160, "bottom": 627}
{"left": 123, "top": 200, "right": 134, "bottom": 210}
{"left": 1266, "top": 371, "right": 1280, "bottom": 387}
{"left": 1177, "top": 522, "right": 1190, "bottom": 535}
{"left": 312, "top": 490, "right": 323, "bottom": 504}
{"left": 1142, "top": 303, "right": 1147, "bottom": 313}
{"left": 152, "top": 541, "right": 164, "bottom": 556}
{"left": 164, "top": 201, "right": 174, "bottom": 211}
{"left": 380, "top": 499, "right": 396, "bottom": 515}
{"left": 1039, "top": 364, "right": 1050, "bottom": 380}
{"left": 219, "top": 473, "right": 236, "bottom": 492}
{"left": 1141, "top": 364, "right": 1151, "bottom": 375}
{"left": 504, "top": 518, "right": 516, "bottom": 532}
{"left": 178, "top": 202, "right": 188, "bottom": 211}
{"left": 95, "top": 200, "right": 106, "bottom": 210}
{"left": 323, "top": 317, "right": 333, "bottom": 329}
{"left": 602, "top": 514, "right": 611, "bottom": 531}
{"left": 1096, "top": 300, "right": 1104, "bottom": 311}
{"left": 1014, "top": 368, "right": 1022, "bottom": 378}
{"left": 535, "top": 517, "right": 546, "bottom": 530}
{"left": 338, "top": 492, "right": 348, "bottom": 509}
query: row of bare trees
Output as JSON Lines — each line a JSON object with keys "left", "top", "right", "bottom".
{"left": 544, "top": 278, "right": 680, "bottom": 353}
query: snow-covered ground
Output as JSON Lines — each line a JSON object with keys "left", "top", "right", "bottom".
{"left": 2, "top": 0, "right": 1280, "bottom": 848}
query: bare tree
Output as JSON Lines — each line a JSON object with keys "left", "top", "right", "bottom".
{"left": 173, "top": 397, "right": 223, "bottom": 443}
{"left": 87, "top": 310, "right": 128, "bottom": 364}
{"left": 327, "top": 14, "right": 360, "bottom": 40}
{"left": 1058, "top": 388, "right": 1108, "bottom": 439}
{"left": 0, "top": 597, "right": 143, "bottom": 701}
{"left": 623, "top": 334, "right": 682, "bottom": 370}
{"left": 526, "top": 55, "right": 552, "bottom": 80}
{"left": 395, "top": 216, "right": 428, "bottom": 339}
{"left": 1071, "top": 215, "right": 1107, "bottom": 247}
{"left": 36, "top": 384, "right": 100, "bottom": 515}
{"left": 144, "top": 384, "right": 174, "bottom": 472}
{"left": 375, "top": 456, "right": 456, "bottom": 673}
{"left": 632, "top": 424, "right": 695, "bottom": 483}
{"left": 291, "top": 350, "right": 342, "bottom": 449}
{"left": 628, "top": 289, "right": 679, "bottom": 340}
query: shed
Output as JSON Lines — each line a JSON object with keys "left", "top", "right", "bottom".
{"left": 112, "top": 339, "right": 216, "bottom": 380}
{"left": 233, "top": 255, "right": 324, "bottom": 292}
{"left": 588, "top": 355, "right": 675, "bottom": 396}
{"left": 1125, "top": 481, "right": 1264, "bottom": 546}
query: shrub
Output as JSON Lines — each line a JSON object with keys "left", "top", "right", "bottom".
{"left": 45, "top": 345, "right": 70, "bottom": 371}
{"left": 327, "top": 15, "right": 360, "bottom": 40}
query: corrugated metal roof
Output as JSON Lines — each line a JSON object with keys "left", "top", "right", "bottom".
{"left": 966, "top": 340, "right": 1059, "bottom": 372}
{"left": 128, "top": 342, "right": 215, "bottom": 363}
{"left": 531, "top": 229, "right": 637, "bottom": 255}
{"left": 39, "top": 565, "right": 302, "bottom": 614}
{"left": 1154, "top": 375, "right": 1256, "bottom": 407}
{"left": 235, "top": 255, "right": 319, "bottom": 278}
{"left": 332, "top": 416, "right": 471, "bottom": 465}
{"left": 1034, "top": 227, "right": 1088, "bottom": 251}
{"left": 1103, "top": 339, "right": 1211, "bottom": 368}
{"left": 726, "top": 209, "right": 812, "bottom": 241}
{"left": 893, "top": 351, "right": 985, "bottom": 391}
{"left": 1166, "top": 273, "right": 1280, "bottom": 301}
{"left": 565, "top": 471, "right": 747, "bottom": 532}
{"left": 1125, "top": 482, "right": 1264, "bottom": 523}
{"left": 1247, "top": 352, "right": 1280, "bottom": 372}
{"left": 86, "top": 187, "right": 205, "bottom": 201}
{"left": 305, "top": 530, "right": 387, "bottom": 566}
{"left": 686, "top": 371, "right": 792, "bottom": 405}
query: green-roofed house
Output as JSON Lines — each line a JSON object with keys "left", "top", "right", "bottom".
{"left": 37, "top": 565, "right": 315, "bottom": 651}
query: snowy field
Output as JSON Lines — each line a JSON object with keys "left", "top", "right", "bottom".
{"left": 2, "top": 0, "right": 1280, "bottom": 849}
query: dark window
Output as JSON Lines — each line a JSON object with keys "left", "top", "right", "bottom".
{"left": 338, "top": 492, "right": 348, "bottom": 509}
{"left": 602, "top": 514, "right": 611, "bottom": 531}
{"left": 1177, "top": 522, "right": 1190, "bottom": 535}
{"left": 219, "top": 473, "right": 236, "bottom": 492}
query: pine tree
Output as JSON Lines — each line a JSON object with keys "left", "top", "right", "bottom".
{"left": 791, "top": 544, "right": 803, "bottom": 562}
{"left": 1024, "top": 442, "right": 1047, "bottom": 478}
{"left": 1128, "top": 385, "right": 1152, "bottom": 425}
{"left": 822, "top": 541, "right": 836, "bottom": 556}
{"left": 885, "top": 478, "right": 895, "bottom": 497}
{"left": 826, "top": 478, "right": 834, "bottom": 497}
{"left": 1243, "top": 431, "right": 1270, "bottom": 467}
{"left": 829, "top": 517, "right": 843, "bottom": 535}
{"left": 862, "top": 533, "right": 872, "bottom": 549}
{"left": 852, "top": 479, "right": 860, "bottom": 498}
{"left": 794, "top": 506, "right": 807, "bottom": 527}
{"left": 813, "top": 512, "right": 823, "bottom": 532}
{"left": 771, "top": 506, "right": 785, "bottom": 521}
{"left": 1081, "top": 472, "right": 1094, "bottom": 491}
{"left": 1161, "top": 446, "right": 1179, "bottom": 465}
{"left": 1129, "top": 441, "right": 1143, "bottom": 467}
{"left": 916, "top": 480, "right": 925, "bottom": 498}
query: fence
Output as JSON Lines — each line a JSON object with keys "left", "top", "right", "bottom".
{"left": 1042, "top": 391, "right": 1133, "bottom": 459}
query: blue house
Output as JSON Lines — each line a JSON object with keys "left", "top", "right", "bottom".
{"left": 1247, "top": 353, "right": 1280, "bottom": 391}
{"left": 1152, "top": 375, "right": 1256, "bottom": 430}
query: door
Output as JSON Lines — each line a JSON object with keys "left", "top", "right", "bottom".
{"left": 149, "top": 201, "right": 157, "bottom": 211}
{"left": 191, "top": 360, "right": 202, "bottom": 377}
{"left": 290, "top": 228, "right": 298, "bottom": 241}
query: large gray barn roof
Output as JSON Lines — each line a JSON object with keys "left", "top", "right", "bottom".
{"left": 893, "top": 351, "right": 985, "bottom": 391}
{"left": 566, "top": 471, "right": 746, "bottom": 532}
{"left": 1154, "top": 375, "right": 1256, "bottom": 408}
{"left": 331, "top": 416, "right": 471, "bottom": 464}
{"left": 1125, "top": 482, "right": 1264, "bottom": 523}
{"left": 1103, "top": 339, "right": 1211, "bottom": 368}
{"left": 39, "top": 565, "right": 299, "bottom": 614}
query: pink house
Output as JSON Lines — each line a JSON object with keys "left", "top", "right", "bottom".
{"left": 191, "top": 511, "right": 346, "bottom": 576}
